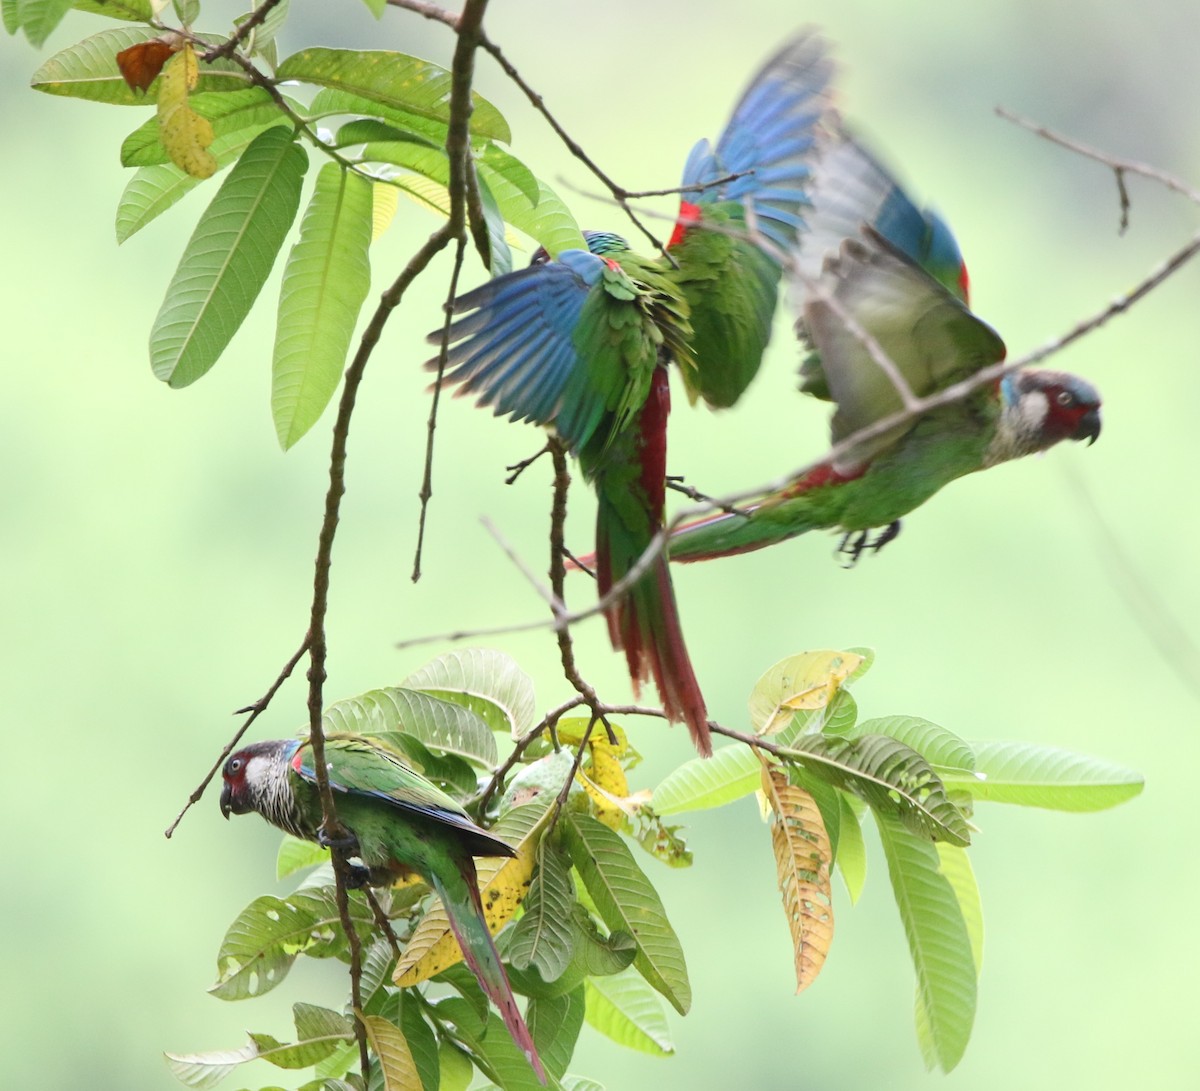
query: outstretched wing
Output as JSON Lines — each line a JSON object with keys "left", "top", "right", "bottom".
{"left": 805, "top": 228, "right": 1005, "bottom": 470}
{"left": 293, "top": 735, "right": 515, "bottom": 856}
{"left": 429, "top": 248, "right": 659, "bottom": 453}
{"left": 670, "top": 30, "right": 835, "bottom": 408}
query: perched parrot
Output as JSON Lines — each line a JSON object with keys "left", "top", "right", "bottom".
{"left": 220, "top": 734, "right": 545, "bottom": 1082}
{"left": 666, "top": 131, "right": 1102, "bottom": 563}
{"left": 430, "top": 33, "right": 835, "bottom": 756}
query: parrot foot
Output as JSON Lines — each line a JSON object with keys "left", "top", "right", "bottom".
{"left": 318, "top": 823, "right": 361, "bottom": 856}
{"left": 837, "top": 521, "right": 903, "bottom": 568}
{"left": 342, "top": 864, "right": 372, "bottom": 889}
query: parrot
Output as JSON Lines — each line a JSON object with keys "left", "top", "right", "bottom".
{"left": 665, "top": 130, "right": 1102, "bottom": 564}
{"left": 428, "top": 32, "right": 835, "bottom": 756}
{"left": 219, "top": 733, "right": 545, "bottom": 1082}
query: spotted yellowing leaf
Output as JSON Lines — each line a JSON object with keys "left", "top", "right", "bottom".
{"left": 156, "top": 45, "right": 217, "bottom": 179}
{"left": 761, "top": 763, "right": 834, "bottom": 993}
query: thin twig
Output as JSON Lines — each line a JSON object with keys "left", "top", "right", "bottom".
{"left": 666, "top": 475, "right": 751, "bottom": 518}
{"left": 202, "top": 0, "right": 288, "bottom": 62}
{"left": 414, "top": 235, "right": 468, "bottom": 582}
{"left": 505, "top": 442, "right": 552, "bottom": 484}
{"left": 164, "top": 636, "right": 310, "bottom": 838}
{"left": 996, "top": 106, "right": 1200, "bottom": 223}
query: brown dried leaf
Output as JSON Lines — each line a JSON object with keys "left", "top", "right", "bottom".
{"left": 761, "top": 762, "right": 834, "bottom": 992}
{"left": 116, "top": 38, "right": 174, "bottom": 93}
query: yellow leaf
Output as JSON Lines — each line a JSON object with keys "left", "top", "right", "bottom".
{"left": 371, "top": 182, "right": 399, "bottom": 241}
{"left": 758, "top": 649, "right": 864, "bottom": 735}
{"left": 761, "top": 762, "right": 834, "bottom": 993}
{"left": 583, "top": 727, "right": 632, "bottom": 830}
{"left": 393, "top": 805, "right": 550, "bottom": 987}
{"left": 358, "top": 1013, "right": 419, "bottom": 1091}
{"left": 156, "top": 45, "right": 216, "bottom": 180}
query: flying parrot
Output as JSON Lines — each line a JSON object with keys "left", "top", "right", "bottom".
{"left": 666, "top": 130, "right": 1102, "bottom": 563}
{"left": 220, "top": 734, "right": 545, "bottom": 1082}
{"left": 429, "top": 32, "right": 835, "bottom": 756}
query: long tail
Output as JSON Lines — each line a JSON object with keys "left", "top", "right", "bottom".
{"left": 667, "top": 463, "right": 860, "bottom": 562}
{"left": 431, "top": 863, "right": 545, "bottom": 1083}
{"left": 592, "top": 367, "right": 711, "bottom": 756}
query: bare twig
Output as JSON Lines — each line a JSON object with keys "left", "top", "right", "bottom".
{"left": 506, "top": 442, "right": 552, "bottom": 484}
{"left": 666, "top": 475, "right": 752, "bottom": 518}
{"left": 202, "top": 0, "right": 288, "bottom": 63}
{"left": 164, "top": 636, "right": 311, "bottom": 838}
{"left": 414, "top": 234, "right": 468, "bottom": 582}
{"left": 996, "top": 106, "right": 1200, "bottom": 229}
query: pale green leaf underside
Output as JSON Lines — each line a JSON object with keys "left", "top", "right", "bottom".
{"left": 583, "top": 969, "right": 674, "bottom": 1056}
{"left": 403, "top": 648, "right": 537, "bottom": 738}
{"left": 275, "top": 47, "right": 510, "bottom": 143}
{"left": 272, "top": 163, "right": 373, "bottom": 448}
{"left": 321, "top": 686, "right": 499, "bottom": 768}
{"left": 651, "top": 743, "right": 759, "bottom": 816}
{"left": 116, "top": 118, "right": 292, "bottom": 243}
{"left": 564, "top": 813, "right": 691, "bottom": 1015}
{"left": 149, "top": 126, "right": 306, "bottom": 387}
{"left": 876, "top": 814, "right": 976, "bottom": 1072}
{"left": 942, "top": 740, "right": 1143, "bottom": 811}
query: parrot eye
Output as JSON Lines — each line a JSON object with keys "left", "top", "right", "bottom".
{"left": 1055, "top": 390, "right": 1075, "bottom": 408}
{"left": 227, "top": 757, "right": 243, "bottom": 775}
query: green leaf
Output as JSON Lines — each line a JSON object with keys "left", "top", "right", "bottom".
{"left": 32, "top": 27, "right": 248, "bottom": 104}
{"left": 149, "top": 126, "right": 306, "bottom": 387}
{"left": 209, "top": 887, "right": 373, "bottom": 1000}
{"left": 397, "top": 994, "right": 441, "bottom": 1091}
{"left": 115, "top": 116, "right": 292, "bottom": 243}
{"left": 309, "top": 88, "right": 459, "bottom": 143}
{"left": 404, "top": 649, "right": 537, "bottom": 738}
{"left": 476, "top": 170, "right": 512, "bottom": 277}
{"left": 784, "top": 732, "right": 971, "bottom": 847}
{"left": 74, "top": 0, "right": 155, "bottom": 21}
{"left": 322, "top": 686, "right": 499, "bottom": 768}
{"left": 360, "top": 1014, "right": 420, "bottom": 1091}
{"left": 527, "top": 986, "right": 585, "bottom": 1080}
{"left": 438, "top": 1042, "right": 475, "bottom": 1091}
{"left": 876, "top": 813, "right": 976, "bottom": 1072}
{"left": 370, "top": 731, "right": 479, "bottom": 798}
{"left": 834, "top": 792, "right": 867, "bottom": 903}
{"left": 851, "top": 715, "right": 975, "bottom": 773}
{"left": 507, "top": 839, "right": 577, "bottom": 982}
{"left": 165, "top": 1006, "right": 352, "bottom": 1088}
{"left": 469, "top": 1011, "right": 552, "bottom": 1091}
{"left": 651, "top": 744, "right": 758, "bottom": 815}
{"left": 276, "top": 48, "right": 509, "bottom": 142}
{"left": 478, "top": 143, "right": 539, "bottom": 206}
{"left": 272, "top": 163, "right": 373, "bottom": 448}
{"left": 276, "top": 834, "right": 328, "bottom": 879}
{"left": 563, "top": 813, "right": 690, "bottom": 1015}
{"left": 234, "top": 0, "right": 288, "bottom": 56}
{"left": 358, "top": 0, "right": 386, "bottom": 16}
{"left": 12, "top": 0, "right": 74, "bottom": 46}
{"left": 482, "top": 175, "right": 584, "bottom": 259}
{"left": 583, "top": 969, "right": 674, "bottom": 1056}
{"left": 120, "top": 87, "right": 281, "bottom": 167}
{"left": 562, "top": 1078, "right": 605, "bottom": 1091}
{"left": 335, "top": 118, "right": 440, "bottom": 149}
{"left": 940, "top": 740, "right": 1144, "bottom": 811}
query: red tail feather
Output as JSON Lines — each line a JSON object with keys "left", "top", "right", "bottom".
{"left": 441, "top": 861, "right": 546, "bottom": 1083}
{"left": 595, "top": 367, "right": 712, "bottom": 756}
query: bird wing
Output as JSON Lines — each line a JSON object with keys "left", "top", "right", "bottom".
{"left": 293, "top": 735, "right": 514, "bottom": 854}
{"left": 670, "top": 30, "right": 834, "bottom": 408}
{"left": 804, "top": 228, "right": 1005, "bottom": 469}
{"left": 429, "top": 248, "right": 661, "bottom": 454}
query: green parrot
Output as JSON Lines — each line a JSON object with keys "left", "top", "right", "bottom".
{"left": 220, "top": 734, "right": 545, "bottom": 1082}
{"left": 431, "top": 33, "right": 835, "bottom": 755}
{"left": 666, "top": 132, "right": 1102, "bottom": 564}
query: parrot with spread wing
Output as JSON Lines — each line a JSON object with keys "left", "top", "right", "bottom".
{"left": 666, "top": 130, "right": 1101, "bottom": 564}
{"left": 220, "top": 734, "right": 545, "bottom": 1082}
{"left": 429, "top": 33, "right": 835, "bottom": 756}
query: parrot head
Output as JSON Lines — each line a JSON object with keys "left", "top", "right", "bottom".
{"left": 989, "top": 370, "right": 1101, "bottom": 465}
{"left": 219, "top": 739, "right": 293, "bottom": 819}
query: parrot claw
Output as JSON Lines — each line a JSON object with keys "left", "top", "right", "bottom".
{"left": 837, "top": 520, "right": 902, "bottom": 567}
{"left": 317, "top": 823, "right": 361, "bottom": 856}
{"left": 342, "top": 864, "right": 372, "bottom": 889}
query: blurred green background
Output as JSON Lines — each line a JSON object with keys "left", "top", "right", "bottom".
{"left": 3, "top": 1, "right": 1197, "bottom": 1087}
